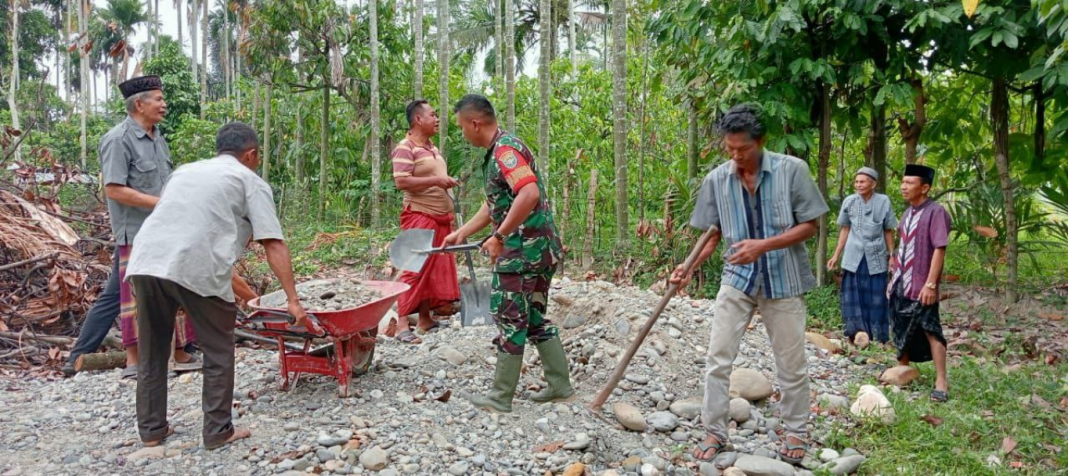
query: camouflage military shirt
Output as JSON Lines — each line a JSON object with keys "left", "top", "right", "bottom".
{"left": 482, "top": 130, "right": 563, "bottom": 274}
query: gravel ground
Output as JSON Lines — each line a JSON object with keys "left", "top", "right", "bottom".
{"left": 0, "top": 277, "right": 875, "bottom": 476}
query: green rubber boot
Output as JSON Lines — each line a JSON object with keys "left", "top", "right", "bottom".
{"left": 466, "top": 351, "right": 523, "bottom": 413}
{"left": 529, "top": 337, "right": 575, "bottom": 403}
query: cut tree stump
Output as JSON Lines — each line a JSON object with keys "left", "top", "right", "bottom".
{"left": 75, "top": 351, "right": 126, "bottom": 372}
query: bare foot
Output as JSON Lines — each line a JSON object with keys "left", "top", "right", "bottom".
{"left": 207, "top": 427, "right": 251, "bottom": 451}
{"left": 143, "top": 425, "right": 174, "bottom": 447}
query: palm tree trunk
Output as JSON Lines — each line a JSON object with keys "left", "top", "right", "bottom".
{"left": 319, "top": 81, "right": 330, "bottom": 220}
{"left": 537, "top": 0, "right": 550, "bottom": 181}
{"left": 413, "top": 0, "right": 423, "bottom": 99}
{"left": 8, "top": 1, "right": 22, "bottom": 163}
{"left": 816, "top": 81, "right": 831, "bottom": 286}
{"left": 224, "top": 0, "right": 231, "bottom": 104}
{"left": 154, "top": 0, "right": 160, "bottom": 56}
{"left": 235, "top": 15, "right": 242, "bottom": 112}
{"left": 611, "top": 0, "right": 627, "bottom": 243}
{"left": 495, "top": 0, "right": 502, "bottom": 91}
{"left": 191, "top": 0, "right": 199, "bottom": 91}
{"left": 146, "top": 0, "right": 153, "bottom": 61}
{"left": 176, "top": 0, "right": 183, "bottom": 47}
{"left": 262, "top": 81, "right": 272, "bottom": 182}
{"left": 66, "top": 0, "right": 73, "bottom": 102}
{"left": 687, "top": 100, "right": 697, "bottom": 179}
{"left": 568, "top": 0, "right": 576, "bottom": 76}
{"left": 296, "top": 100, "right": 304, "bottom": 185}
{"left": 992, "top": 76, "right": 1017, "bottom": 304}
{"left": 437, "top": 0, "right": 449, "bottom": 156}
{"left": 200, "top": 0, "right": 208, "bottom": 112}
{"left": 637, "top": 41, "right": 649, "bottom": 224}
{"left": 505, "top": 0, "right": 515, "bottom": 130}
{"left": 370, "top": 0, "right": 381, "bottom": 227}
{"left": 582, "top": 168, "right": 598, "bottom": 271}
{"left": 79, "top": 0, "right": 88, "bottom": 168}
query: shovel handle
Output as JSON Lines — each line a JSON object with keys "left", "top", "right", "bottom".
{"left": 588, "top": 226, "right": 718, "bottom": 413}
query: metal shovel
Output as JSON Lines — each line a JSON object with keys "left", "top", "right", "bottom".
{"left": 450, "top": 187, "right": 494, "bottom": 327}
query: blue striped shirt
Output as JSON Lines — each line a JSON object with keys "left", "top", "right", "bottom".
{"left": 690, "top": 150, "right": 829, "bottom": 299}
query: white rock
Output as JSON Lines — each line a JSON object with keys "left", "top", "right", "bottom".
{"left": 723, "top": 468, "right": 747, "bottom": 476}
{"left": 850, "top": 385, "right": 896, "bottom": 424}
{"left": 436, "top": 346, "right": 468, "bottom": 366}
{"left": 640, "top": 464, "right": 660, "bottom": 476}
{"left": 729, "top": 398, "right": 751, "bottom": 423}
{"left": 818, "top": 448, "right": 840, "bottom": 463}
{"left": 126, "top": 447, "right": 165, "bottom": 462}
{"left": 359, "top": 446, "right": 388, "bottom": 471}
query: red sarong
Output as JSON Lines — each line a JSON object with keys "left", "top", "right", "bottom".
{"left": 397, "top": 208, "right": 460, "bottom": 316}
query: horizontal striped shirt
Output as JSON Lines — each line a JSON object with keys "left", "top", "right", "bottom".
{"left": 391, "top": 135, "right": 452, "bottom": 216}
{"left": 690, "top": 150, "right": 829, "bottom": 299}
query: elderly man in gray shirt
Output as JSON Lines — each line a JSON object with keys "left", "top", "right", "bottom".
{"left": 126, "top": 122, "right": 309, "bottom": 450}
{"left": 670, "top": 104, "right": 828, "bottom": 465}
{"left": 62, "top": 75, "right": 198, "bottom": 377}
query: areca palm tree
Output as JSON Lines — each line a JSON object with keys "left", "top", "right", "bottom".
{"left": 99, "top": 0, "right": 148, "bottom": 84}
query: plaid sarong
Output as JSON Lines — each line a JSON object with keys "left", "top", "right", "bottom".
{"left": 119, "top": 244, "right": 196, "bottom": 348}
{"left": 840, "top": 257, "right": 890, "bottom": 343}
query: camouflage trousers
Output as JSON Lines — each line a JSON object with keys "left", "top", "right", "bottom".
{"left": 491, "top": 268, "right": 558, "bottom": 355}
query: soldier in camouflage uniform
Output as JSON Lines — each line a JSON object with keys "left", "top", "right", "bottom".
{"left": 444, "top": 94, "right": 573, "bottom": 413}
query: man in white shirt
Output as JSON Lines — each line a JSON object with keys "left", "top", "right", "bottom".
{"left": 126, "top": 122, "right": 309, "bottom": 450}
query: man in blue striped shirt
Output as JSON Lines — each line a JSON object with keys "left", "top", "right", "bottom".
{"left": 670, "top": 104, "right": 828, "bottom": 465}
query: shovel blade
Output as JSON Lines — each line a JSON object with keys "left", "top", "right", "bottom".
{"left": 460, "top": 282, "right": 494, "bottom": 327}
{"left": 390, "top": 229, "right": 435, "bottom": 273}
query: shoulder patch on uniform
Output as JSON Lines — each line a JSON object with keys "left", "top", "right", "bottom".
{"left": 501, "top": 150, "right": 519, "bottom": 169}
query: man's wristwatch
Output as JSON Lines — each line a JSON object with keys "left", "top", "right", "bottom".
{"left": 492, "top": 230, "right": 506, "bottom": 243}
{"left": 924, "top": 282, "right": 937, "bottom": 290}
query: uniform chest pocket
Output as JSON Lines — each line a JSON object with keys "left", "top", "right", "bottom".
{"left": 130, "top": 156, "right": 159, "bottom": 190}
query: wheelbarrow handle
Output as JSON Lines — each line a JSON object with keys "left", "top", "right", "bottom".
{"left": 238, "top": 309, "right": 327, "bottom": 338}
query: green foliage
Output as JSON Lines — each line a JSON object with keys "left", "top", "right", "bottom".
{"left": 143, "top": 36, "right": 201, "bottom": 135}
{"left": 0, "top": 3, "right": 59, "bottom": 85}
{"left": 804, "top": 284, "right": 843, "bottom": 333}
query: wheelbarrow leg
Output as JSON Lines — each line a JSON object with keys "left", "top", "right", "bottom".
{"left": 276, "top": 336, "right": 291, "bottom": 392}
{"left": 334, "top": 338, "right": 351, "bottom": 398}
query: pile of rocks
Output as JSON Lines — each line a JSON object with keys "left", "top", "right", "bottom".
{"left": 0, "top": 277, "right": 881, "bottom": 476}
{"left": 259, "top": 279, "right": 383, "bottom": 312}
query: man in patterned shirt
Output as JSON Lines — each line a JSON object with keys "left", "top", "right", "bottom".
{"left": 888, "top": 164, "right": 951, "bottom": 403}
{"left": 669, "top": 104, "right": 829, "bottom": 464}
{"left": 443, "top": 94, "right": 571, "bottom": 413}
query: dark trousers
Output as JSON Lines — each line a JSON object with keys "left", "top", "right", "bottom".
{"left": 131, "top": 275, "right": 236, "bottom": 447}
{"left": 68, "top": 248, "right": 121, "bottom": 363}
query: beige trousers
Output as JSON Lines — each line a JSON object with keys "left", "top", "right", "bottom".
{"left": 701, "top": 285, "right": 810, "bottom": 440}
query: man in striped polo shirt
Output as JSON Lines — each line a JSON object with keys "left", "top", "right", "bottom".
{"left": 670, "top": 104, "right": 829, "bottom": 465}
{"left": 389, "top": 100, "right": 460, "bottom": 344}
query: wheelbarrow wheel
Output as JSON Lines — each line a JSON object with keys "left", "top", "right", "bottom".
{"left": 351, "top": 347, "right": 374, "bottom": 376}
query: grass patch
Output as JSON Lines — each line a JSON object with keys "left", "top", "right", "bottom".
{"left": 822, "top": 356, "right": 1068, "bottom": 475}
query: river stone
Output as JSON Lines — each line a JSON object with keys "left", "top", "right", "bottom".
{"left": 613, "top": 403, "right": 648, "bottom": 431}
{"left": 646, "top": 412, "right": 679, "bottom": 432}
{"left": 359, "top": 446, "right": 388, "bottom": 471}
{"left": 729, "top": 398, "right": 751, "bottom": 423}
{"left": 669, "top": 397, "right": 703, "bottom": 420}
{"left": 825, "top": 455, "right": 866, "bottom": 475}
{"left": 729, "top": 369, "right": 774, "bottom": 401}
{"left": 733, "top": 454, "right": 797, "bottom": 476}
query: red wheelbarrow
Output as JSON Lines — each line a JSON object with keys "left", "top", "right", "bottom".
{"left": 242, "top": 279, "right": 409, "bottom": 397}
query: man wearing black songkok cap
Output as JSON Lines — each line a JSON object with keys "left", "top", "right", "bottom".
{"left": 888, "top": 163, "right": 952, "bottom": 402}
{"left": 62, "top": 75, "right": 201, "bottom": 378}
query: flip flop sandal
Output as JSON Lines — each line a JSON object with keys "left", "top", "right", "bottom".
{"left": 692, "top": 436, "right": 727, "bottom": 462}
{"left": 395, "top": 330, "right": 423, "bottom": 344}
{"left": 930, "top": 390, "right": 949, "bottom": 402}
{"left": 173, "top": 353, "right": 203, "bottom": 372}
{"left": 779, "top": 437, "right": 809, "bottom": 465}
{"left": 143, "top": 425, "right": 175, "bottom": 447}
{"left": 120, "top": 365, "right": 138, "bottom": 380}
